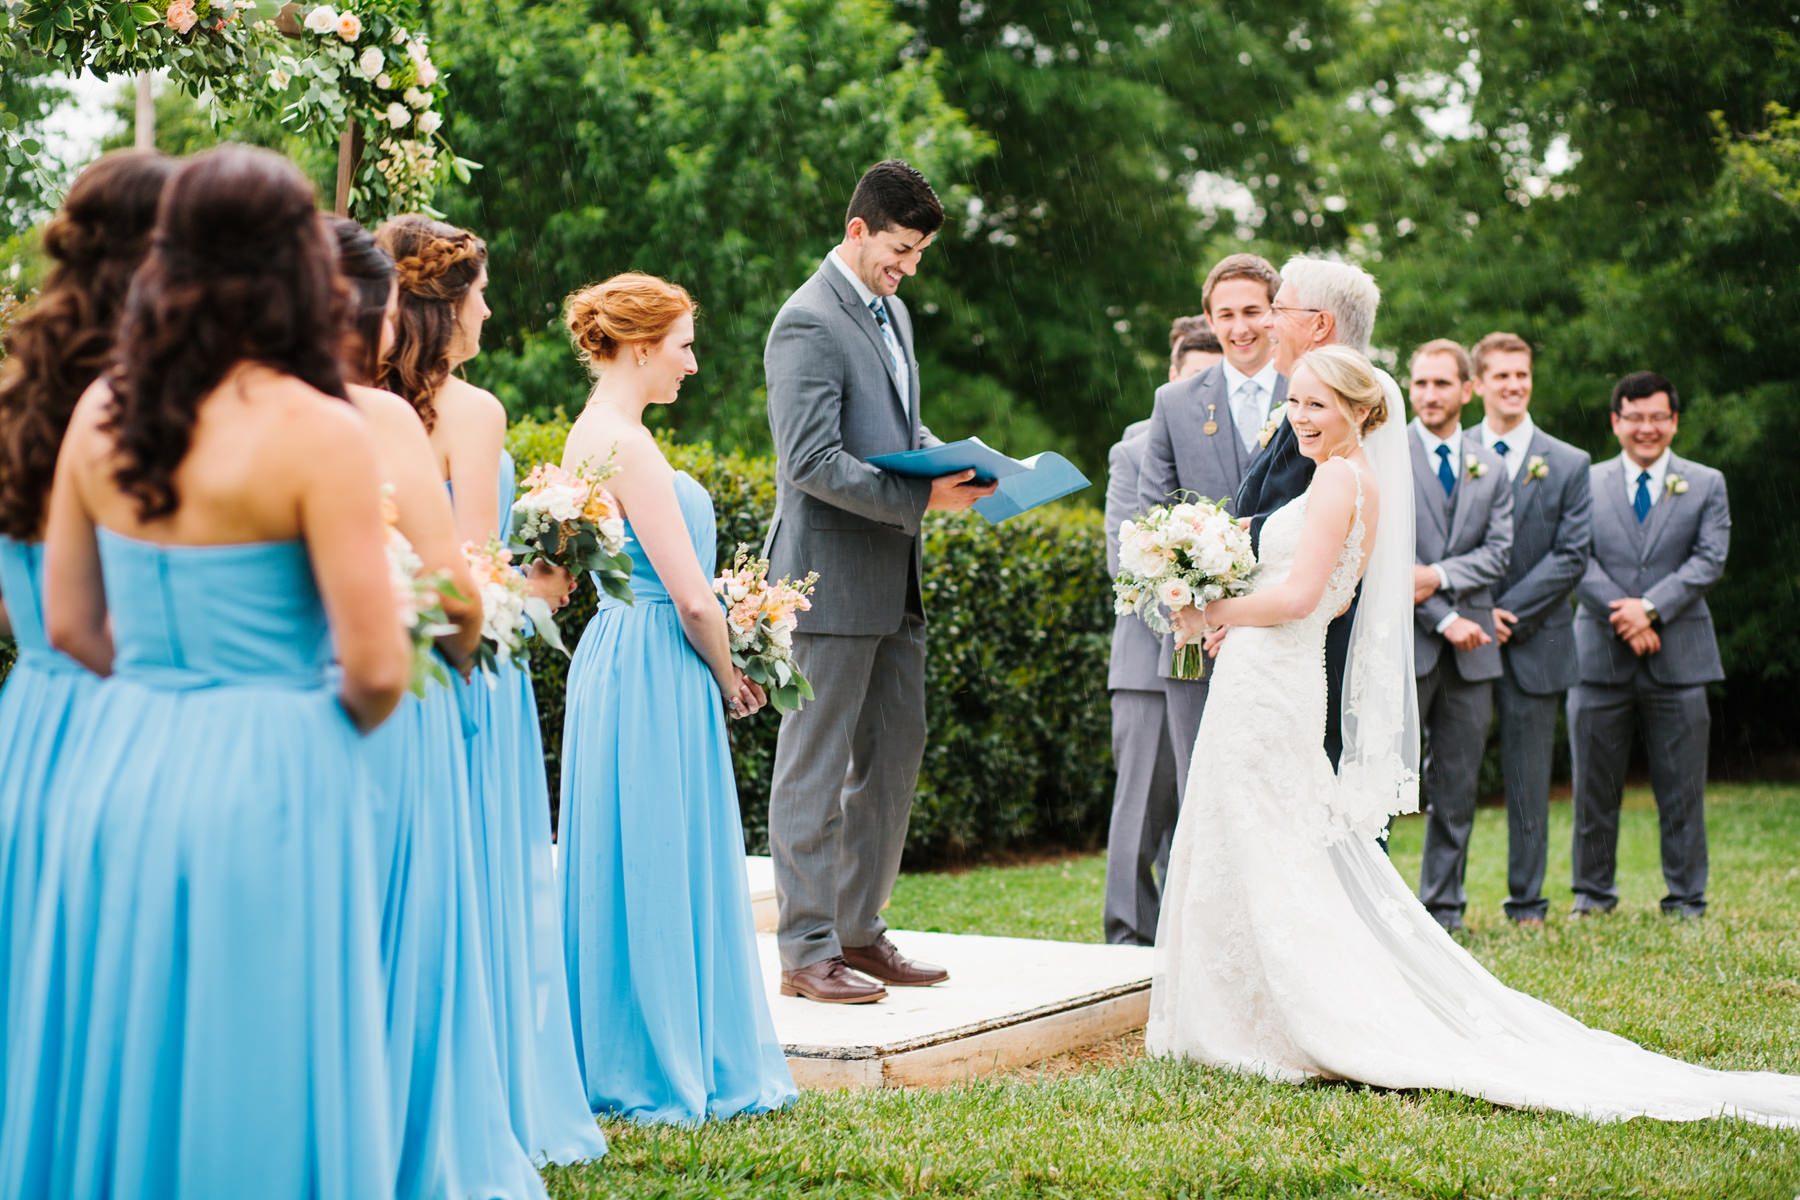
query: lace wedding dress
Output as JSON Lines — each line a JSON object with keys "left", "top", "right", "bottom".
{"left": 1146, "top": 460, "right": 1800, "bottom": 1126}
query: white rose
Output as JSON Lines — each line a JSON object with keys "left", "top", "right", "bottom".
{"left": 392, "top": 26, "right": 409, "bottom": 43}
{"left": 357, "top": 46, "right": 384, "bottom": 77}
{"left": 1169, "top": 502, "right": 1199, "bottom": 523}
{"left": 599, "top": 517, "right": 625, "bottom": 547}
{"left": 726, "top": 582, "right": 749, "bottom": 603}
{"left": 1155, "top": 578, "right": 1194, "bottom": 610}
{"left": 415, "top": 60, "right": 438, "bottom": 87}
{"left": 303, "top": 4, "right": 338, "bottom": 34}
{"left": 403, "top": 86, "right": 428, "bottom": 109}
{"left": 771, "top": 624, "right": 794, "bottom": 650}
{"left": 375, "top": 72, "right": 392, "bottom": 89}
{"left": 386, "top": 102, "right": 412, "bottom": 129}
{"left": 415, "top": 110, "right": 441, "bottom": 135}
{"left": 268, "top": 68, "right": 292, "bottom": 90}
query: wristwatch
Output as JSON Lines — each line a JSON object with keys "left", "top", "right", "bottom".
{"left": 1640, "top": 597, "right": 1659, "bottom": 625}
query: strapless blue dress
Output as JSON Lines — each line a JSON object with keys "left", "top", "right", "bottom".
{"left": 0, "top": 532, "right": 393, "bottom": 1200}
{"left": 0, "top": 537, "right": 94, "bottom": 1126}
{"left": 559, "top": 471, "right": 796, "bottom": 1122}
{"left": 361, "top": 676, "right": 549, "bottom": 1191}
{"left": 449, "top": 449, "right": 606, "bottom": 1164}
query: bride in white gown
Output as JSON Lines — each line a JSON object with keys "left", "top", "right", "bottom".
{"left": 1147, "top": 344, "right": 1800, "bottom": 1127}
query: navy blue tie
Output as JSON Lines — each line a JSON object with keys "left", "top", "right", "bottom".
{"left": 1435, "top": 444, "right": 1456, "bottom": 497}
{"left": 1634, "top": 470, "right": 1652, "bottom": 522}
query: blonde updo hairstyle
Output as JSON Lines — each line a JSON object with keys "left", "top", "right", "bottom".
{"left": 565, "top": 272, "right": 695, "bottom": 376}
{"left": 1295, "top": 344, "right": 1389, "bottom": 438}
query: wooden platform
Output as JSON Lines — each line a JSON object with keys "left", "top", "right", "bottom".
{"left": 757, "top": 928, "right": 1153, "bottom": 1089}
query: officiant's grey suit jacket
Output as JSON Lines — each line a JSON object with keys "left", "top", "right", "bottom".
{"left": 1493, "top": 429, "right": 1592, "bottom": 696}
{"left": 1411, "top": 427, "right": 1513, "bottom": 681}
{"left": 1136, "top": 364, "right": 1287, "bottom": 679}
{"left": 1106, "top": 421, "right": 1162, "bottom": 692}
{"left": 763, "top": 264, "right": 940, "bottom": 637}
{"left": 1573, "top": 454, "right": 1729, "bottom": 687}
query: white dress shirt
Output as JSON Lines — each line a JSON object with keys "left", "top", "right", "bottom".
{"left": 1481, "top": 413, "right": 1536, "bottom": 483}
{"left": 1621, "top": 448, "right": 1672, "bottom": 510}
{"left": 826, "top": 250, "right": 909, "bottom": 415}
{"left": 1222, "top": 358, "right": 1281, "bottom": 453}
{"left": 1413, "top": 420, "right": 1466, "bottom": 634}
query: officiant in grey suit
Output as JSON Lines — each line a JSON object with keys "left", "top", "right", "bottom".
{"left": 1408, "top": 339, "right": 1514, "bottom": 932}
{"left": 1135, "top": 253, "right": 1284, "bottom": 796}
{"left": 1570, "top": 371, "right": 1729, "bottom": 919}
{"left": 1469, "top": 332, "right": 1592, "bottom": 925}
{"left": 763, "top": 161, "right": 994, "bottom": 1005}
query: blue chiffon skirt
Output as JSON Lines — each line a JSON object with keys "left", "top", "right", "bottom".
{"left": 0, "top": 679, "right": 395, "bottom": 1200}
{"left": 362, "top": 682, "right": 550, "bottom": 1199}
{"left": 453, "top": 657, "right": 606, "bottom": 1164}
{"left": 559, "top": 597, "right": 796, "bottom": 1123}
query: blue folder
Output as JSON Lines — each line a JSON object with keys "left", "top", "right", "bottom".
{"left": 866, "top": 437, "right": 1091, "bottom": 524}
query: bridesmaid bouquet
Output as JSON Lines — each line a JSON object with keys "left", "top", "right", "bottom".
{"left": 381, "top": 488, "right": 458, "bottom": 696}
{"left": 712, "top": 547, "right": 819, "bottom": 715}
{"left": 1114, "top": 496, "right": 1258, "bottom": 679}
{"left": 509, "top": 457, "right": 634, "bottom": 605}
{"left": 464, "top": 537, "right": 568, "bottom": 676}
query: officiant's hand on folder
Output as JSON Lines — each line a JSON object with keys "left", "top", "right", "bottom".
{"left": 927, "top": 469, "right": 999, "bottom": 512}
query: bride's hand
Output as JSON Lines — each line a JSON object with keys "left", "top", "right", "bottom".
{"left": 1171, "top": 603, "right": 1210, "bottom": 646}
{"left": 1202, "top": 626, "right": 1230, "bottom": 658}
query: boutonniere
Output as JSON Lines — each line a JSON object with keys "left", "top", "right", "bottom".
{"left": 1465, "top": 454, "right": 1488, "bottom": 480}
{"left": 1257, "top": 403, "right": 1285, "bottom": 448}
{"left": 1523, "top": 455, "right": 1549, "bottom": 483}
{"left": 1665, "top": 473, "right": 1688, "bottom": 496}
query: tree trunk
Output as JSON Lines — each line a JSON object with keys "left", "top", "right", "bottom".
{"left": 134, "top": 72, "right": 154, "bottom": 151}
{"left": 334, "top": 121, "right": 363, "bottom": 217}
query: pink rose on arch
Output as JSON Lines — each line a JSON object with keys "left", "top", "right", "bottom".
{"left": 166, "top": 0, "right": 198, "bottom": 33}
{"left": 336, "top": 11, "right": 363, "bottom": 40}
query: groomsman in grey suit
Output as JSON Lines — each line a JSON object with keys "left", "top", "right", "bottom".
{"left": 1101, "top": 322, "right": 1221, "bottom": 946}
{"left": 763, "top": 161, "right": 995, "bottom": 1004}
{"left": 1470, "top": 332, "right": 1592, "bottom": 925}
{"left": 1135, "top": 254, "right": 1284, "bottom": 797}
{"left": 1408, "top": 339, "right": 1514, "bottom": 932}
{"left": 1569, "top": 371, "right": 1729, "bottom": 919}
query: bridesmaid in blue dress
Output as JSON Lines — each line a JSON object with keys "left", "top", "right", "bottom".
{"left": 557, "top": 273, "right": 797, "bottom": 1122}
{"left": 329, "top": 216, "right": 551, "bottom": 1200}
{"left": 0, "top": 146, "right": 401, "bottom": 1199}
{"left": 0, "top": 150, "right": 172, "bottom": 1121}
{"left": 376, "top": 214, "right": 606, "bottom": 1165}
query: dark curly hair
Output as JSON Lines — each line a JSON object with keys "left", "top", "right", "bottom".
{"left": 0, "top": 150, "right": 174, "bottom": 540}
{"left": 373, "top": 214, "right": 486, "bottom": 432}
{"left": 326, "top": 215, "right": 396, "bottom": 385}
{"left": 106, "top": 144, "right": 350, "bottom": 521}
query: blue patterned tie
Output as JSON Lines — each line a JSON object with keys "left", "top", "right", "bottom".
{"left": 1634, "top": 470, "right": 1652, "bottom": 522}
{"left": 1435, "top": 444, "right": 1456, "bottom": 497}
{"left": 869, "top": 298, "right": 905, "bottom": 385}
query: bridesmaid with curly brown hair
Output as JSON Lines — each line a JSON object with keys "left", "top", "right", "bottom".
{"left": 0, "top": 149, "right": 173, "bottom": 1114}
{"left": 374, "top": 213, "right": 604, "bottom": 1166}
{"left": 0, "top": 144, "right": 407, "bottom": 1199}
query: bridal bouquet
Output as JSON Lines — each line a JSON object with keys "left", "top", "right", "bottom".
{"left": 712, "top": 547, "right": 818, "bottom": 715}
{"left": 1114, "top": 496, "right": 1258, "bottom": 679}
{"left": 464, "top": 537, "right": 568, "bottom": 676}
{"left": 381, "top": 487, "right": 458, "bottom": 696}
{"left": 510, "top": 456, "right": 634, "bottom": 605}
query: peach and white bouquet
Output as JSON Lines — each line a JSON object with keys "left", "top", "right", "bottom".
{"left": 381, "top": 486, "right": 457, "bottom": 696}
{"left": 464, "top": 537, "right": 567, "bottom": 677}
{"left": 712, "top": 547, "right": 819, "bottom": 715}
{"left": 509, "top": 455, "right": 634, "bottom": 604}
{"left": 1114, "top": 495, "right": 1258, "bottom": 679}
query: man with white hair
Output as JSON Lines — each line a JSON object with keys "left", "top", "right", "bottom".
{"left": 1228, "top": 256, "right": 1400, "bottom": 769}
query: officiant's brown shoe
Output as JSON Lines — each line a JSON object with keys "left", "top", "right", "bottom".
{"left": 841, "top": 935, "right": 948, "bottom": 987}
{"left": 780, "top": 956, "right": 887, "bottom": 1004}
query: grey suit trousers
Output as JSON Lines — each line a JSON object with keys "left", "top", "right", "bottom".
{"left": 1494, "top": 667, "right": 1558, "bottom": 921}
{"left": 1103, "top": 688, "right": 1179, "bottom": 946}
{"left": 1162, "top": 676, "right": 1209, "bottom": 800}
{"left": 1567, "top": 670, "right": 1710, "bottom": 915}
{"left": 1415, "top": 657, "right": 1495, "bottom": 928}
{"left": 769, "top": 616, "right": 927, "bottom": 969}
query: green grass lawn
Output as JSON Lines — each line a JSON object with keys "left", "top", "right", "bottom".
{"left": 546, "top": 783, "right": 1800, "bottom": 1198}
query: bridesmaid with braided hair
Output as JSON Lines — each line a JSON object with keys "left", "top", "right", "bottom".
{"left": 374, "top": 213, "right": 605, "bottom": 1166}
{"left": 0, "top": 150, "right": 174, "bottom": 1110}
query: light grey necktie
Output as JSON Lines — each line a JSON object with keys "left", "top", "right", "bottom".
{"left": 869, "top": 298, "right": 908, "bottom": 411}
{"left": 1235, "top": 379, "right": 1263, "bottom": 453}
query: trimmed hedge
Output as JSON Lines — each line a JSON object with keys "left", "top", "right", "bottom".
{"left": 506, "top": 415, "right": 1116, "bottom": 867}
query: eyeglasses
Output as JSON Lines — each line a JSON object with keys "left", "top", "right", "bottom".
{"left": 1616, "top": 412, "right": 1676, "bottom": 427}
{"left": 1271, "top": 304, "right": 1323, "bottom": 317}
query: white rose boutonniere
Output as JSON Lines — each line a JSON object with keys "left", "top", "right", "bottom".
{"left": 1524, "top": 455, "right": 1549, "bottom": 483}
{"left": 1465, "top": 454, "right": 1488, "bottom": 480}
{"left": 1665, "top": 473, "right": 1689, "bottom": 496}
{"left": 1257, "top": 401, "right": 1286, "bottom": 449}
